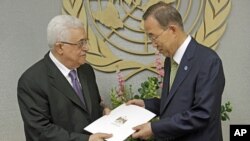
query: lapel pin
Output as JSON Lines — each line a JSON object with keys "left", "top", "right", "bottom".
{"left": 184, "top": 66, "right": 188, "bottom": 70}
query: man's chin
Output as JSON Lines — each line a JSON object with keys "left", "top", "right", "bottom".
{"left": 81, "top": 59, "right": 87, "bottom": 64}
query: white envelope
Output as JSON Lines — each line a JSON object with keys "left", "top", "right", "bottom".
{"left": 84, "top": 103, "right": 156, "bottom": 141}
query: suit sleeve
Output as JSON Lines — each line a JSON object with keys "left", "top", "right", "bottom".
{"left": 151, "top": 55, "right": 225, "bottom": 139}
{"left": 144, "top": 98, "right": 161, "bottom": 116}
{"left": 17, "top": 76, "right": 89, "bottom": 141}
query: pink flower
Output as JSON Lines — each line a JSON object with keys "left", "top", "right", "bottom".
{"left": 116, "top": 69, "right": 125, "bottom": 96}
{"left": 158, "top": 69, "right": 165, "bottom": 78}
{"left": 159, "top": 83, "right": 163, "bottom": 88}
{"left": 155, "top": 51, "right": 165, "bottom": 88}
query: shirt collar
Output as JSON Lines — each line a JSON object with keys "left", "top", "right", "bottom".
{"left": 173, "top": 35, "right": 191, "bottom": 65}
{"left": 49, "top": 51, "right": 71, "bottom": 77}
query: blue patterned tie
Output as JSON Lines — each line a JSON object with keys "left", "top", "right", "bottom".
{"left": 69, "top": 70, "right": 86, "bottom": 106}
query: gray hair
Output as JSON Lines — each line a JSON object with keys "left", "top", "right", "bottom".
{"left": 143, "top": 2, "right": 183, "bottom": 30}
{"left": 47, "top": 15, "right": 84, "bottom": 49}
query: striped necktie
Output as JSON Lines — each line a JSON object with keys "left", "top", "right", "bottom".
{"left": 69, "top": 70, "right": 86, "bottom": 107}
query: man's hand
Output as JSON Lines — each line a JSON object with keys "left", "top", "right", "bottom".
{"left": 89, "top": 133, "right": 112, "bottom": 141}
{"left": 132, "top": 123, "right": 153, "bottom": 140}
{"left": 103, "top": 107, "right": 111, "bottom": 115}
{"left": 100, "top": 97, "right": 111, "bottom": 115}
{"left": 127, "top": 99, "right": 145, "bottom": 108}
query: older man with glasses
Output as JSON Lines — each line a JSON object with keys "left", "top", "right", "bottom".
{"left": 128, "top": 2, "right": 225, "bottom": 141}
{"left": 17, "top": 15, "right": 112, "bottom": 141}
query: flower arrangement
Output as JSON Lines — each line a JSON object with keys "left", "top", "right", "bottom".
{"left": 110, "top": 69, "right": 134, "bottom": 108}
{"left": 110, "top": 52, "right": 164, "bottom": 108}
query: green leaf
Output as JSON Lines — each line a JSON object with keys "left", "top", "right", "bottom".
{"left": 133, "top": 95, "right": 140, "bottom": 99}
{"left": 221, "top": 105, "right": 225, "bottom": 113}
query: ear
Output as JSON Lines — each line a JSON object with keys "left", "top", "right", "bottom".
{"left": 55, "top": 42, "right": 64, "bottom": 55}
{"left": 168, "top": 25, "right": 177, "bottom": 33}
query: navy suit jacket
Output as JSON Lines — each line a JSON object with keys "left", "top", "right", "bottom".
{"left": 144, "top": 38, "right": 225, "bottom": 141}
{"left": 18, "top": 52, "right": 103, "bottom": 141}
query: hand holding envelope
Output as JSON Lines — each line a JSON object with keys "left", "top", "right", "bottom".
{"left": 132, "top": 122, "right": 153, "bottom": 140}
{"left": 84, "top": 104, "right": 156, "bottom": 141}
{"left": 89, "top": 133, "right": 112, "bottom": 141}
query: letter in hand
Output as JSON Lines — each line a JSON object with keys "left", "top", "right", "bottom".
{"left": 89, "top": 133, "right": 112, "bottom": 141}
{"left": 126, "top": 99, "right": 145, "bottom": 108}
{"left": 132, "top": 122, "right": 153, "bottom": 140}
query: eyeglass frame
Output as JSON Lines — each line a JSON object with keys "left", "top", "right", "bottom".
{"left": 60, "top": 39, "right": 88, "bottom": 48}
{"left": 147, "top": 26, "right": 170, "bottom": 41}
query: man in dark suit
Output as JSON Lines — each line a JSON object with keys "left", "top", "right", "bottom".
{"left": 128, "top": 2, "right": 225, "bottom": 141}
{"left": 17, "top": 15, "right": 112, "bottom": 141}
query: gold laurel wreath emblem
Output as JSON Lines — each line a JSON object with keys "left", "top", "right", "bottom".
{"left": 62, "top": 0, "right": 231, "bottom": 80}
{"left": 195, "top": 0, "right": 232, "bottom": 50}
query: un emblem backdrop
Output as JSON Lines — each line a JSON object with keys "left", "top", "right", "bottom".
{"left": 62, "top": 0, "right": 231, "bottom": 80}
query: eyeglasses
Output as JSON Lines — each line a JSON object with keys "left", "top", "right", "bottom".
{"left": 148, "top": 30, "right": 165, "bottom": 41}
{"left": 60, "top": 39, "right": 88, "bottom": 48}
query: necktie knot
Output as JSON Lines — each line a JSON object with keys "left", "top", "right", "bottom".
{"left": 171, "top": 58, "right": 178, "bottom": 67}
{"left": 69, "top": 70, "right": 78, "bottom": 80}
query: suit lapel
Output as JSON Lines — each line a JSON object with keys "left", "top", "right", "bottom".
{"left": 161, "top": 39, "right": 197, "bottom": 114}
{"left": 168, "top": 56, "right": 192, "bottom": 98}
{"left": 44, "top": 53, "right": 87, "bottom": 111}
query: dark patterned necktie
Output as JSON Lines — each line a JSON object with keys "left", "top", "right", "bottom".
{"left": 69, "top": 70, "right": 86, "bottom": 106}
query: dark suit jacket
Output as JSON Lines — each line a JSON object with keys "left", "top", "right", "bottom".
{"left": 18, "top": 52, "right": 103, "bottom": 141}
{"left": 144, "top": 38, "right": 225, "bottom": 141}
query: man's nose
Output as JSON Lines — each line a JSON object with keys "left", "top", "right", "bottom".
{"left": 83, "top": 44, "right": 89, "bottom": 51}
